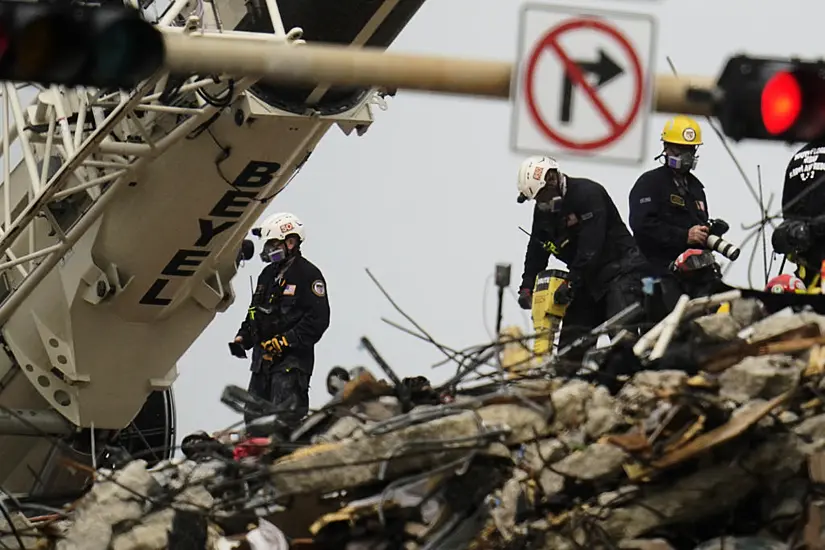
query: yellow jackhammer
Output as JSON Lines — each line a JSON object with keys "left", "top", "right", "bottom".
{"left": 531, "top": 268, "right": 570, "bottom": 356}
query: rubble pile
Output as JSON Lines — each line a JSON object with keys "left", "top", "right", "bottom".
{"left": 10, "top": 294, "right": 825, "bottom": 550}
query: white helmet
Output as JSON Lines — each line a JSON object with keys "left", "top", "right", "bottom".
{"left": 517, "top": 156, "right": 561, "bottom": 202}
{"left": 254, "top": 212, "right": 305, "bottom": 243}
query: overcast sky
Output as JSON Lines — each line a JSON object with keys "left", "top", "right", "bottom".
{"left": 172, "top": 0, "right": 819, "bottom": 440}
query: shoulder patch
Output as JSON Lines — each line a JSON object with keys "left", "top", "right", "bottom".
{"left": 580, "top": 211, "right": 594, "bottom": 221}
{"left": 639, "top": 196, "right": 651, "bottom": 204}
{"left": 311, "top": 279, "right": 326, "bottom": 297}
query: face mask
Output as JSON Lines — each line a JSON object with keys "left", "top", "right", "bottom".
{"left": 260, "top": 241, "right": 286, "bottom": 263}
{"left": 666, "top": 149, "right": 698, "bottom": 172}
{"left": 537, "top": 196, "right": 563, "bottom": 213}
{"left": 535, "top": 176, "right": 564, "bottom": 212}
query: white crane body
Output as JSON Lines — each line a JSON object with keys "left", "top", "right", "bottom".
{"left": 0, "top": 0, "right": 426, "bottom": 497}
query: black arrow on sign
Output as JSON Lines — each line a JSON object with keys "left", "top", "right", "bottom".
{"left": 559, "top": 49, "right": 624, "bottom": 124}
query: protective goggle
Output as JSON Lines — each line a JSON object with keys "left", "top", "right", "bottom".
{"left": 534, "top": 175, "right": 564, "bottom": 212}
{"left": 536, "top": 196, "right": 563, "bottom": 213}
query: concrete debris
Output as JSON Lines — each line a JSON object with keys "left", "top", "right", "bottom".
{"left": 15, "top": 295, "right": 825, "bottom": 550}
{"left": 692, "top": 311, "right": 746, "bottom": 343}
{"left": 719, "top": 354, "right": 803, "bottom": 403}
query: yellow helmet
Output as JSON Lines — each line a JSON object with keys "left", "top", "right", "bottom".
{"left": 661, "top": 115, "right": 703, "bottom": 146}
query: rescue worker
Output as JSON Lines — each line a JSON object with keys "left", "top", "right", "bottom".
{"left": 772, "top": 139, "right": 825, "bottom": 288}
{"left": 515, "top": 156, "right": 648, "bottom": 360}
{"left": 229, "top": 212, "right": 330, "bottom": 435}
{"left": 628, "top": 115, "right": 717, "bottom": 306}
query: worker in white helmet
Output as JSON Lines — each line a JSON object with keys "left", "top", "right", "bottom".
{"left": 516, "top": 156, "right": 649, "bottom": 360}
{"left": 229, "top": 212, "right": 330, "bottom": 435}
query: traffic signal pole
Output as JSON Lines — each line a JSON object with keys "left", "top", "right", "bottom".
{"left": 160, "top": 30, "right": 716, "bottom": 117}
{"left": 0, "top": 1, "right": 808, "bottom": 139}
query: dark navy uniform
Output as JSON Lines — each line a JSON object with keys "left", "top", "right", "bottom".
{"left": 777, "top": 139, "right": 825, "bottom": 286}
{"left": 628, "top": 165, "right": 710, "bottom": 276}
{"left": 520, "top": 176, "right": 648, "bottom": 358}
{"left": 236, "top": 253, "right": 330, "bottom": 430}
{"left": 783, "top": 138, "right": 825, "bottom": 219}
{"left": 628, "top": 165, "right": 712, "bottom": 312}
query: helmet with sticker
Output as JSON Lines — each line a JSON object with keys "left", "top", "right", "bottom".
{"left": 671, "top": 248, "right": 715, "bottom": 273}
{"left": 253, "top": 212, "right": 305, "bottom": 243}
{"left": 517, "top": 156, "right": 562, "bottom": 202}
{"left": 661, "top": 115, "right": 703, "bottom": 172}
{"left": 661, "top": 115, "right": 703, "bottom": 146}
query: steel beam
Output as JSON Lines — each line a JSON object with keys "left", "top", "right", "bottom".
{"left": 0, "top": 408, "right": 74, "bottom": 436}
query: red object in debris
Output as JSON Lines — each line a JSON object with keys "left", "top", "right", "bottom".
{"left": 765, "top": 273, "right": 807, "bottom": 294}
{"left": 233, "top": 437, "right": 271, "bottom": 460}
{"left": 672, "top": 248, "right": 714, "bottom": 273}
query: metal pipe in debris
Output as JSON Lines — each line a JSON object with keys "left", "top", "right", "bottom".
{"left": 686, "top": 289, "right": 742, "bottom": 313}
{"left": 634, "top": 289, "right": 742, "bottom": 357}
{"left": 649, "top": 294, "right": 690, "bottom": 361}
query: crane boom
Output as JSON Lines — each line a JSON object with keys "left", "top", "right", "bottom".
{"left": 0, "top": 0, "right": 426, "bottom": 496}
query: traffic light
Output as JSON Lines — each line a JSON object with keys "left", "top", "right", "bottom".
{"left": 0, "top": 1, "right": 165, "bottom": 89}
{"left": 714, "top": 55, "right": 825, "bottom": 143}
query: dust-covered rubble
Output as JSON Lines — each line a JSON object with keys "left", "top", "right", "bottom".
{"left": 12, "top": 294, "right": 825, "bottom": 550}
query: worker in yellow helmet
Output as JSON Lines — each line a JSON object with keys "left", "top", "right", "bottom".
{"left": 628, "top": 116, "right": 730, "bottom": 314}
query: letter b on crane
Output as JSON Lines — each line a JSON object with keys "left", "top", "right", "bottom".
{"left": 0, "top": 1, "right": 165, "bottom": 89}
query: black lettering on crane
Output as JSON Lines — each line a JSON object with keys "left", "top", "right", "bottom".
{"left": 162, "top": 250, "right": 210, "bottom": 277}
{"left": 194, "top": 219, "right": 234, "bottom": 247}
{"left": 210, "top": 190, "right": 258, "bottom": 219}
{"left": 139, "top": 160, "right": 282, "bottom": 306}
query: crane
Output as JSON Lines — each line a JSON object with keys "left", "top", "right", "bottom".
{"left": 0, "top": 0, "right": 426, "bottom": 499}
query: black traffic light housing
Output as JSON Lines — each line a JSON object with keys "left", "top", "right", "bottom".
{"left": 0, "top": 1, "right": 165, "bottom": 89}
{"left": 715, "top": 55, "right": 825, "bottom": 143}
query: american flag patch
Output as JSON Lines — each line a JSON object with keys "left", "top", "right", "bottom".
{"left": 283, "top": 284, "right": 296, "bottom": 296}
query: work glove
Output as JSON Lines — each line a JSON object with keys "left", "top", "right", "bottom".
{"left": 542, "top": 241, "right": 559, "bottom": 255}
{"left": 554, "top": 281, "right": 573, "bottom": 306}
{"left": 228, "top": 340, "right": 247, "bottom": 359}
{"left": 261, "top": 335, "right": 289, "bottom": 355}
{"left": 517, "top": 287, "right": 532, "bottom": 310}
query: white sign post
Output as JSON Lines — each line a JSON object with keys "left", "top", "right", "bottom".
{"left": 511, "top": 4, "right": 657, "bottom": 165}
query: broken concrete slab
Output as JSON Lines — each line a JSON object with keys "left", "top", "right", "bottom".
{"left": 719, "top": 354, "right": 803, "bottom": 403}
{"left": 26, "top": 304, "right": 825, "bottom": 550}
{"left": 552, "top": 442, "right": 628, "bottom": 481}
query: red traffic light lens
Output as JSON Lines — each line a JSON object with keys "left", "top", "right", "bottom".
{"left": 761, "top": 70, "right": 802, "bottom": 135}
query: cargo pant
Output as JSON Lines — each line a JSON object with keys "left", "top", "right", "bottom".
{"left": 245, "top": 352, "right": 310, "bottom": 437}
{"left": 557, "top": 271, "right": 644, "bottom": 361}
